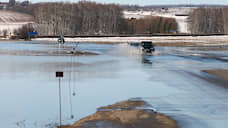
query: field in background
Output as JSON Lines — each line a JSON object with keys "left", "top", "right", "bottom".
{"left": 0, "top": 10, "right": 33, "bottom": 36}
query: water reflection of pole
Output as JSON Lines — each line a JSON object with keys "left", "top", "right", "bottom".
{"left": 69, "top": 55, "right": 74, "bottom": 119}
{"left": 56, "top": 72, "right": 64, "bottom": 128}
{"left": 59, "top": 77, "right": 62, "bottom": 128}
{"left": 59, "top": 43, "right": 62, "bottom": 48}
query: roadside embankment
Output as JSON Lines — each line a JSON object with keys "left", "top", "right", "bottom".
{"left": 190, "top": 69, "right": 228, "bottom": 89}
{"left": 204, "top": 69, "right": 228, "bottom": 81}
{"left": 33, "top": 35, "right": 228, "bottom": 47}
{"left": 61, "top": 100, "right": 178, "bottom": 128}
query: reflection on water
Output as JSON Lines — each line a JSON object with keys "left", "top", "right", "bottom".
{"left": 141, "top": 55, "right": 153, "bottom": 64}
{"left": 0, "top": 41, "right": 228, "bottom": 128}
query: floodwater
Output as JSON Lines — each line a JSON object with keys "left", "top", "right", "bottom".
{"left": 0, "top": 41, "right": 228, "bottom": 128}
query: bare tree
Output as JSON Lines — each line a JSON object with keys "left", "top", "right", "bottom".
{"left": 8, "top": 0, "right": 16, "bottom": 7}
{"left": 14, "top": 24, "right": 34, "bottom": 40}
{"left": 222, "top": 7, "right": 228, "bottom": 34}
{"left": 122, "top": 16, "right": 177, "bottom": 34}
{"left": 33, "top": 2, "right": 123, "bottom": 36}
{"left": 188, "top": 7, "right": 224, "bottom": 34}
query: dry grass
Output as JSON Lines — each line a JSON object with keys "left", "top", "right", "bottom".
{"left": 61, "top": 100, "right": 178, "bottom": 128}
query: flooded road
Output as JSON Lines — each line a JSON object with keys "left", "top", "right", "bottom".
{"left": 0, "top": 41, "right": 228, "bottom": 128}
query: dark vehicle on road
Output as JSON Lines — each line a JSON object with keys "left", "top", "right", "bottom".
{"left": 141, "top": 41, "right": 155, "bottom": 54}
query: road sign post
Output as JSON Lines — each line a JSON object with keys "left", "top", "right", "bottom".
{"left": 56, "top": 72, "right": 63, "bottom": 128}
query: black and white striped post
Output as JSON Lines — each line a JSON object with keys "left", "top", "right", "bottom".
{"left": 56, "top": 71, "right": 64, "bottom": 128}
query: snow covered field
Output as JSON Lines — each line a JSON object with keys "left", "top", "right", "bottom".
{"left": 0, "top": 10, "right": 34, "bottom": 36}
{"left": 34, "top": 35, "right": 228, "bottom": 46}
{"left": 123, "top": 7, "right": 196, "bottom": 33}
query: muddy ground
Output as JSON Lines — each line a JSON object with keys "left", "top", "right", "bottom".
{"left": 202, "top": 69, "right": 228, "bottom": 89}
{"left": 60, "top": 100, "right": 178, "bottom": 128}
{"left": 204, "top": 69, "right": 228, "bottom": 81}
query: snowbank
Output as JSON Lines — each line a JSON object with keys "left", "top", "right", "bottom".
{"left": 34, "top": 35, "right": 228, "bottom": 46}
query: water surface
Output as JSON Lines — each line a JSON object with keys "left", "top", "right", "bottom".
{"left": 0, "top": 41, "right": 228, "bottom": 128}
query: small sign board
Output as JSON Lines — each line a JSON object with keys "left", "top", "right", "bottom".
{"left": 56, "top": 72, "right": 64, "bottom": 77}
{"left": 28, "top": 32, "right": 38, "bottom": 36}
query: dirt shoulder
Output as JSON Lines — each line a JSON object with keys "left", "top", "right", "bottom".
{"left": 190, "top": 69, "right": 228, "bottom": 89}
{"left": 204, "top": 69, "right": 228, "bottom": 81}
{"left": 60, "top": 100, "right": 178, "bottom": 128}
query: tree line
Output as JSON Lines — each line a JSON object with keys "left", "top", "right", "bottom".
{"left": 122, "top": 17, "right": 177, "bottom": 34}
{"left": 188, "top": 7, "right": 228, "bottom": 34}
{"left": 34, "top": 2, "right": 123, "bottom": 36}
{"left": 11, "top": 1, "right": 178, "bottom": 37}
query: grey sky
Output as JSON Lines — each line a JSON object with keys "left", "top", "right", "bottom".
{"left": 2, "top": 0, "right": 228, "bottom": 6}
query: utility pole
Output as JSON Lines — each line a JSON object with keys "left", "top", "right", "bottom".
{"left": 56, "top": 71, "right": 64, "bottom": 128}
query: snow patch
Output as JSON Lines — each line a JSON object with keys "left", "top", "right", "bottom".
{"left": 123, "top": 7, "right": 196, "bottom": 33}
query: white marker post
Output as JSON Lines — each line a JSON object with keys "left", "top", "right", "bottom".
{"left": 56, "top": 72, "right": 64, "bottom": 128}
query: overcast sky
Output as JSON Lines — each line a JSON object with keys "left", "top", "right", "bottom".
{"left": 2, "top": 0, "right": 228, "bottom": 6}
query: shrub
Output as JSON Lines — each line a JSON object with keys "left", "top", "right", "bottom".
{"left": 3, "top": 30, "right": 8, "bottom": 38}
{"left": 14, "top": 24, "right": 35, "bottom": 40}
